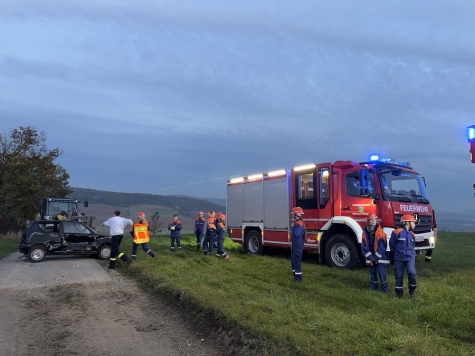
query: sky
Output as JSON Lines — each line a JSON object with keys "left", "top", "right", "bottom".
{"left": 1, "top": 0, "right": 475, "bottom": 213}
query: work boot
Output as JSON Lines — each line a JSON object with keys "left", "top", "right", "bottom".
{"left": 126, "top": 256, "right": 134, "bottom": 265}
{"left": 196, "top": 244, "right": 201, "bottom": 250}
{"left": 410, "top": 291, "right": 417, "bottom": 299}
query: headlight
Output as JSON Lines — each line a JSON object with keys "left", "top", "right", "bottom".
{"left": 429, "top": 236, "right": 435, "bottom": 245}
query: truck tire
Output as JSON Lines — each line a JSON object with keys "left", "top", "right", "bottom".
{"left": 324, "top": 234, "right": 360, "bottom": 269}
{"left": 28, "top": 245, "right": 47, "bottom": 263}
{"left": 97, "top": 244, "right": 111, "bottom": 260}
{"left": 245, "top": 230, "right": 263, "bottom": 255}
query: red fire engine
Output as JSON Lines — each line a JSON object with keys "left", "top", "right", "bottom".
{"left": 226, "top": 156, "right": 436, "bottom": 269}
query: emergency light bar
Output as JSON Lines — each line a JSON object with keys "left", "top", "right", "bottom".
{"left": 366, "top": 155, "right": 410, "bottom": 167}
{"left": 468, "top": 126, "right": 475, "bottom": 141}
{"left": 467, "top": 125, "right": 475, "bottom": 163}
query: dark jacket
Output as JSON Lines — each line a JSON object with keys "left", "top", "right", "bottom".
{"left": 390, "top": 227, "right": 416, "bottom": 261}
{"left": 361, "top": 224, "right": 389, "bottom": 266}
{"left": 168, "top": 219, "right": 182, "bottom": 238}
{"left": 194, "top": 217, "right": 206, "bottom": 233}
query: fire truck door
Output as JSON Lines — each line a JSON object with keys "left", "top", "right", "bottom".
{"left": 341, "top": 170, "right": 377, "bottom": 221}
{"left": 316, "top": 164, "right": 333, "bottom": 228}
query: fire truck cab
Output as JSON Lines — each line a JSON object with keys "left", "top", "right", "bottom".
{"left": 226, "top": 156, "right": 436, "bottom": 269}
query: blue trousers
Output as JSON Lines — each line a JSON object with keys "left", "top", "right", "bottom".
{"left": 217, "top": 234, "right": 226, "bottom": 256}
{"left": 394, "top": 259, "right": 417, "bottom": 296}
{"left": 132, "top": 243, "right": 154, "bottom": 258}
{"left": 203, "top": 231, "right": 215, "bottom": 254}
{"left": 369, "top": 263, "right": 389, "bottom": 293}
{"left": 291, "top": 241, "right": 304, "bottom": 282}
{"left": 196, "top": 231, "right": 204, "bottom": 245}
{"left": 170, "top": 235, "right": 181, "bottom": 250}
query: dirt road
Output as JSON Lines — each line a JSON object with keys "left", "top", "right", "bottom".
{"left": 0, "top": 252, "right": 222, "bottom": 356}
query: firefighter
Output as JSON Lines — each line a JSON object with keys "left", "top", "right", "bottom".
{"left": 101, "top": 210, "right": 134, "bottom": 269}
{"left": 203, "top": 210, "right": 216, "bottom": 255}
{"left": 130, "top": 212, "right": 156, "bottom": 260}
{"left": 361, "top": 212, "right": 389, "bottom": 293}
{"left": 215, "top": 212, "right": 229, "bottom": 259}
{"left": 425, "top": 210, "right": 437, "bottom": 262}
{"left": 168, "top": 214, "right": 182, "bottom": 252}
{"left": 291, "top": 207, "right": 306, "bottom": 283}
{"left": 390, "top": 214, "right": 418, "bottom": 299}
{"left": 194, "top": 211, "right": 206, "bottom": 250}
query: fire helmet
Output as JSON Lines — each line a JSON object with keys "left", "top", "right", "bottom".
{"left": 218, "top": 212, "right": 226, "bottom": 219}
{"left": 291, "top": 207, "right": 304, "bottom": 215}
{"left": 401, "top": 214, "right": 416, "bottom": 222}
{"left": 366, "top": 212, "right": 378, "bottom": 220}
{"left": 137, "top": 212, "right": 145, "bottom": 218}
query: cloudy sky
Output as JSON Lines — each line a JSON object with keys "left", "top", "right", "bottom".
{"left": 1, "top": 0, "right": 474, "bottom": 212}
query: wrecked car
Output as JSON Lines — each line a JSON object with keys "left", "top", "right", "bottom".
{"left": 19, "top": 220, "right": 112, "bottom": 263}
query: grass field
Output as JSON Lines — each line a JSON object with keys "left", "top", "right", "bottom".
{"left": 117, "top": 231, "right": 475, "bottom": 355}
{"left": 2, "top": 231, "right": 474, "bottom": 355}
{"left": 0, "top": 232, "right": 20, "bottom": 259}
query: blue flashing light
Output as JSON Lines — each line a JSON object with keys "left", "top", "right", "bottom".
{"left": 468, "top": 127, "right": 475, "bottom": 141}
{"left": 369, "top": 154, "right": 380, "bottom": 161}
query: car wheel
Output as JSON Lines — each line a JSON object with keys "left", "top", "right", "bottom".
{"left": 324, "top": 234, "right": 360, "bottom": 269}
{"left": 97, "top": 245, "right": 111, "bottom": 260}
{"left": 28, "top": 246, "right": 46, "bottom": 263}
{"left": 245, "top": 230, "right": 263, "bottom": 255}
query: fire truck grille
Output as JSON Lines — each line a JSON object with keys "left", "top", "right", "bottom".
{"left": 394, "top": 214, "right": 432, "bottom": 234}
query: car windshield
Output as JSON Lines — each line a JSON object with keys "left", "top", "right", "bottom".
{"left": 378, "top": 168, "right": 430, "bottom": 203}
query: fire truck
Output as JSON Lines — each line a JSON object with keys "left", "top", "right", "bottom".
{"left": 36, "top": 197, "right": 96, "bottom": 228}
{"left": 226, "top": 156, "right": 436, "bottom": 269}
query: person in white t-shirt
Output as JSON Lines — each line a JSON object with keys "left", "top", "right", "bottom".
{"left": 101, "top": 210, "right": 134, "bottom": 269}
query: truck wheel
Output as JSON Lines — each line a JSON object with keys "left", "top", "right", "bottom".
{"left": 97, "top": 245, "right": 111, "bottom": 260}
{"left": 324, "top": 234, "right": 360, "bottom": 269}
{"left": 245, "top": 230, "right": 263, "bottom": 255}
{"left": 28, "top": 246, "right": 46, "bottom": 263}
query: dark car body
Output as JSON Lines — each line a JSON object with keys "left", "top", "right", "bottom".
{"left": 19, "top": 220, "right": 112, "bottom": 262}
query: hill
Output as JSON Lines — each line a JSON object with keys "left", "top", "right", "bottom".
{"left": 67, "top": 187, "right": 225, "bottom": 219}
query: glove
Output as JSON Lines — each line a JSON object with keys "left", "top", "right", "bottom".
{"left": 170, "top": 226, "right": 175, "bottom": 230}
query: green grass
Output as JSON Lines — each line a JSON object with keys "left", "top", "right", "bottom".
{"left": 116, "top": 231, "right": 475, "bottom": 355}
{"left": 3, "top": 229, "right": 473, "bottom": 355}
{"left": 0, "top": 232, "right": 20, "bottom": 259}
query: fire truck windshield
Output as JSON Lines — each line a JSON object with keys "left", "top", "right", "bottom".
{"left": 378, "top": 169, "right": 430, "bottom": 204}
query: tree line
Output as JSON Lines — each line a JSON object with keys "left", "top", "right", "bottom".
{"left": 67, "top": 187, "right": 225, "bottom": 218}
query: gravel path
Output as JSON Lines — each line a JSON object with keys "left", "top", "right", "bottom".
{"left": 0, "top": 252, "right": 222, "bottom": 356}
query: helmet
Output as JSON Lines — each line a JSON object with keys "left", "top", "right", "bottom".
{"left": 401, "top": 214, "right": 416, "bottom": 222}
{"left": 366, "top": 212, "right": 378, "bottom": 220}
{"left": 198, "top": 211, "right": 203, "bottom": 214}
{"left": 137, "top": 212, "right": 145, "bottom": 218}
{"left": 291, "top": 207, "right": 304, "bottom": 215}
{"left": 218, "top": 212, "right": 226, "bottom": 219}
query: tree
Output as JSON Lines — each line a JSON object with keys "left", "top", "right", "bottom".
{"left": 149, "top": 211, "right": 162, "bottom": 236}
{"left": 0, "top": 126, "right": 72, "bottom": 231}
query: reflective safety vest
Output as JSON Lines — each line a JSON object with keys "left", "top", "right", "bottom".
{"left": 133, "top": 223, "right": 150, "bottom": 244}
